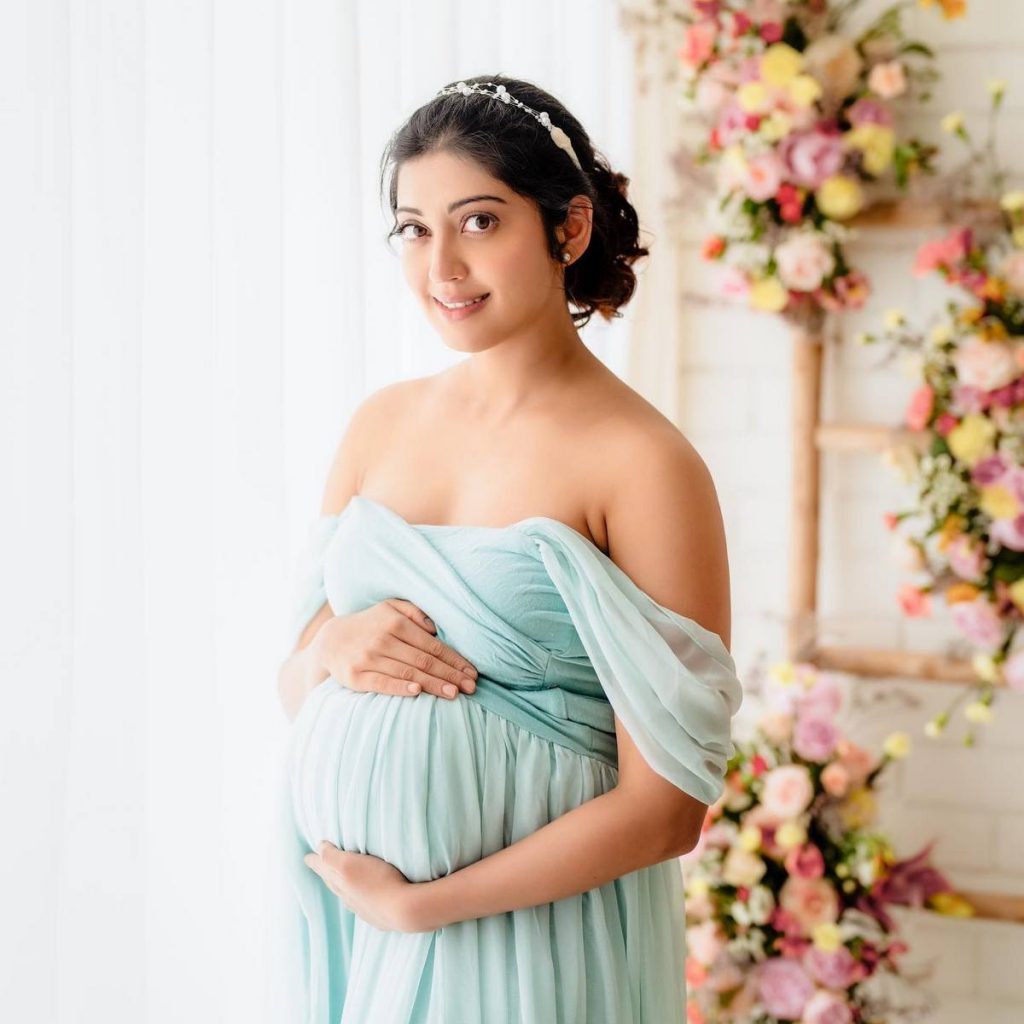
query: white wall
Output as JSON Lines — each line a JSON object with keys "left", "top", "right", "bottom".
{"left": 671, "top": 3, "right": 1024, "bottom": 1019}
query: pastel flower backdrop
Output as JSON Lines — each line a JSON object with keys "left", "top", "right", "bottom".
{"left": 680, "top": 661, "right": 968, "bottom": 1024}
{"left": 645, "top": 0, "right": 968, "bottom": 327}
{"left": 864, "top": 85, "right": 1024, "bottom": 742}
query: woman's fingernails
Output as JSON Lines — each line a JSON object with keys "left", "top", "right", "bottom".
{"left": 443, "top": 683, "right": 458, "bottom": 697}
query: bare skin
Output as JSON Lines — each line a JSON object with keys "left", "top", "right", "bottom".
{"left": 298, "top": 148, "right": 734, "bottom": 933}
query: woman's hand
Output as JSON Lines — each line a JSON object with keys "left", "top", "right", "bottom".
{"left": 313, "top": 599, "right": 479, "bottom": 701}
{"left": 303, "top": 842, "right": 433, "bottom": 933}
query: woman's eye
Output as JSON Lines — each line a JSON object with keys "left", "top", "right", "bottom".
{"left": 395, "top": 214, "right": 496, "bottom": 240}
{"left": 465, "top": 213, "right": 495, "bottom": 232}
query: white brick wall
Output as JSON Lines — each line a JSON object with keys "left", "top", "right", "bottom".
{"left": 671, "top": 1, "right": 1024, "bottom": 1012}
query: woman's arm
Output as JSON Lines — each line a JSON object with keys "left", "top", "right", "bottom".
{"left": 408, "top": 714, "right": 707, "bottom": 930}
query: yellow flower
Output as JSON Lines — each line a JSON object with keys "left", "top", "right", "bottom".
{"left": 924, "top": 717, "right": 946, "bottom": 738}
{"left": 840, "top": 787, "right": 877, "bottom": 828}
{"left": 775, "top": 821, "right": 806, "bottom": 850}
{"left": 750, "top": 276, "right": 789, "bottom": 312}
{"left": 941, "top": 111, "right": 965, "bottom": 135}
{"left": 1008, "top": 579, "right": 1024, "bottom": 612}
{"left": 946, "top": 413, "right": 997, "bottom": 466}
{"left": 845, "top": 123, "right": 895, "bottom": 176}
{"left": 812, "top": 922, "right": 843, "bottom": 952}
{"left": 987, "top": 79, "right": 1007, "bottom": 101}
{"left": 787, "top": 74, "right": 822, "bottom": 108}
{"left": 816, "top": 175, "right": 864, "bottom": 220}
{"left": 761, "top": 43, "right": 803, "bottom": 87}
{"left": 883, "top": 731, "right": 911, "bottom": 759}
{"left": 930, "top": 891, "right": 975, "bottom": 916}
{"left": 688, "top": 876, "right": 710, "bottom": 897}
{"left": 930, "top": 322, "right": 953, "bottom": 344}
{"left": 979, "top": 483, "right": 1019, "bottom": 520}
{"left": 964, "top": 700, "right": 993, "bottom": 724}
{"left": 1014, "top": 225, "right": 1024, "bottom": 249}
{"left": 884, "top": 307, "right": 905, "bottom": 329}
{"left": 770, "top": 660, "right": 797, "bottom": 686}
{"left": 1000, "top": 189, "right": 1024, "bottom": 212}
{"left": 738, "top": 825, "right": 762, "bottom": 851}
{"left": 760, "top": 111, "right": 794, "bottom": 142}
{"left": 738, "top": 80, "right": 770, "bottom": 113}
{"left": 972, "top": 651, "right": 1002, "bottom": 683}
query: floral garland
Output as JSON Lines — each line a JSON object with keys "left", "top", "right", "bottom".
{"left": 862, "top": 83, "right": 1024, "bottom": 741}
{"left": 681, "top": 661, "right": 968, "bottom": 1024}
{"left": 654, "top": 0, "right": 965, "bottom": 327}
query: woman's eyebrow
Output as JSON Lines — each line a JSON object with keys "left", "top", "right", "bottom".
{"left": 395, "top": 194, "right": 509, "bottom": 216}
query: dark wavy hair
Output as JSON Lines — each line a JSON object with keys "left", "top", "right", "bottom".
{"left": 377, "top": 74, "right": 650, "bottom": 329}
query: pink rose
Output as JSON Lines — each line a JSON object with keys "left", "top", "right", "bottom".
{"left": 803, "top": 989, "right": 854, "bottom": 1024}
{"left": 913, "top": 227, "right": 971, "bottom": 276}
{"left": 867, "top": 60, "right": 907, "bottom": 99}
{"left": 897, "top": 583, "right": 931, "bottom": 617}
{"left": 798, "top": 675, "right": 843, "bottom": 719}
{"left": 793, "top": 715, "right": 839, "bottom": 762}
{"left": 846, "top": 97, "right": 892, "bottom": 126}
{"left": 775, "top": 233, "right": 836, "bottom": 291}
{"left": 949, "top": 596, "right": 1006, "bottom": 650}
{"left": 679, "top": 22, "right": 716, "bottom": 68}
{"left": 905, "top": 384, "right": 934, "bottom": 431}
{"left": 761, "top": 765, "right": 814, "bottom": 819}
{"left": 784, "top": 842, "right": 825, "bottom": 879}
{"left": 742, "top": 151, "right": 785, "bottom": 202}
{"left": 779, "top": 877, "right": 840, "bottom": 931}
{"left": 780, "top": 130, "right": 845, "bottom": 188}
{"left": 804, "top": 944, "right": 863, "bottom": 989}
{"left": 757, "top": 958, "right": 815, "bottom": 1020}
{"left": 947, "top": 533, "right": 987, "bottom": 582}
{"left": 820, "top": 761, "right": 850, "bottom": 797}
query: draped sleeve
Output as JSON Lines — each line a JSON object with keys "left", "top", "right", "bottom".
{"left": 285, "top": 514, "right": 342, "bottom": 653}
{"left": 521, "top": 519, "right": 744, "bottom": 805}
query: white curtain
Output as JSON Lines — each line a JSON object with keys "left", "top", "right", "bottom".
{"left": 1, "top": 1, "right": 648, "bottom": 1020}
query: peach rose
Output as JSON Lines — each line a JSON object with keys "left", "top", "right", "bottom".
{"left": 779, "top": 876, "right": 840, "bottom": 931}
{"left": 867, "top": 60, "right": 907, "bottom": 99}
{"left": 760, "top": 764, "right": 814, "bottom": 819}
{"left": 954, "top": 335, "right": 1019, "bottom": 391}
{"left": 820, "top": 761, "right": 851, "bottom": 796}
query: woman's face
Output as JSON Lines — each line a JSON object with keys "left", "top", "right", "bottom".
{"left": 393, "top": 150, "right": 579, "bottom": 352}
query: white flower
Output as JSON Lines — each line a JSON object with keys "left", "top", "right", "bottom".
{"left": 774, "top": 233, "right": 836, "bottom": 291}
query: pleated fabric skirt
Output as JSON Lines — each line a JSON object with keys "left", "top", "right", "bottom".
{"left": 269, "top": 679, "right": 688, "bottom": 1023}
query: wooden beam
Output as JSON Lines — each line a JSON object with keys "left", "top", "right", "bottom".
{"left": 803, "top": 644, "right": 983, "bottom": 684}
{"left": 815, "top": 422, "right": 928, "bottom": 453}
{"left": 957, "top": 889, "right": 1024, "bottom": 924}
{"left": 788, "top": 329, "right": 824, "bottom": 659}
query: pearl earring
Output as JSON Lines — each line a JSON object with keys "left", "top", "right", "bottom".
{"left": 561, "top": 251, "right": 571, "bottom": 264}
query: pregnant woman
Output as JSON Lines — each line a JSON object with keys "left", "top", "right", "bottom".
{"left": 271, "top": 75, "right": 744, "bottom": 1022}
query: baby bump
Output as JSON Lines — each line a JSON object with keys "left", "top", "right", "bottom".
{"left": 286, "top": 678, "right": 619, "bottom": 882}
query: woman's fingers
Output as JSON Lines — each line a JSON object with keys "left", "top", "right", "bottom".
{"left": 364, "top": 650, "right": 476, "bottom": 699}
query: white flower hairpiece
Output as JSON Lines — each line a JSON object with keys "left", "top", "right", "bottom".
{"left": 435, "top": 80, "right": 583, "bottom": 172}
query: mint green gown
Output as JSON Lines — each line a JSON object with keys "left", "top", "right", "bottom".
{"left": 271, "top": 494, "right": 742, "bottom": 1022}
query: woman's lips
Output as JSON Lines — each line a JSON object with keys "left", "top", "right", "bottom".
{"left": 433, "top": 293, "right": 490, "bottom": 321}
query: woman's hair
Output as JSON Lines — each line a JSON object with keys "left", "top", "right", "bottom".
{"left": 378, "top": 73, "right": 650, "bottom": 329}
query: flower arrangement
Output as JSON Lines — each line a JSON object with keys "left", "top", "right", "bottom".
{"left": 860, "top": 83, "right": 1024, "bottom": 742}
{"left": 658, "top": 0, "right": 963, "bottom": 327}
{"left": 681, "top": 660, "right": 968, "bottom": 1024}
